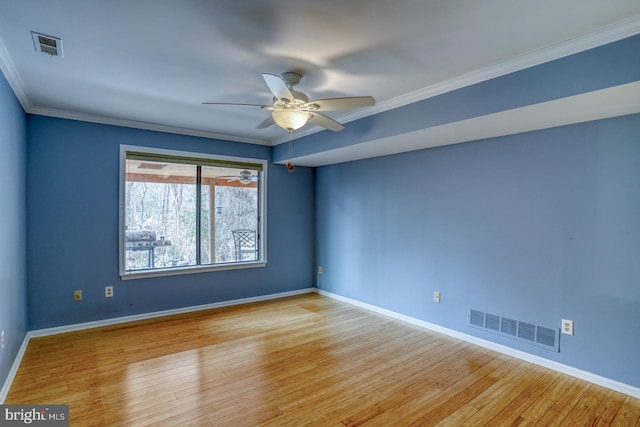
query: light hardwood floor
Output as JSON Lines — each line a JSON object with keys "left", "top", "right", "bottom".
{"left": 7, "top": 293, "right": 640, "bottom": 426}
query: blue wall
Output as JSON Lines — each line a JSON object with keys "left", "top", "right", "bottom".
{"left": 275, "top": 34, "right": 640, "bottom": 163}
{"left": 315, "top": 113, "right": 640, "bottom": 388}
{"left": 0, "top": 73, "right": 27, "bottom": 389}
{"left": 26, "top": 116, "right": 315, "bottom": 330}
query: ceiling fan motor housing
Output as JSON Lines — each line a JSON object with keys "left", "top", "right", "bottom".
{"left": 281, "top": 71, "right": 302, "bottom": 87}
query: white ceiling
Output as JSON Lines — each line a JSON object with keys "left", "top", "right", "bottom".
{"left": 1, "top": 1, "right": 640, "bottom": 150}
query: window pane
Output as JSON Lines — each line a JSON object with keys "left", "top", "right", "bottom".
{"left": 201, "top": 166, "right": 259, "bottom": 264}
{"left": 124, "top": 159, "right": 197, "bottom": 271}
{"left": 121, "top": 146, "right": 266, "bottom": 278}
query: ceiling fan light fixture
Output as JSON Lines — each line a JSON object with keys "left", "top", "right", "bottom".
{"left": 272, "top": 109, "right": 309, "bottom": 131}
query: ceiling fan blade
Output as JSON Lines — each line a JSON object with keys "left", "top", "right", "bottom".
{"left": 304, "top": 96, "right": 375, "bottom": 111}
{"left": 202, "top": 102, "right": 268, "bottom": 108}
{"left": 308, "top": 113, "right": 345, "bottom": 132}
{"left": 256, "top": 116, "right": 275, "bottom": 129}
{"left": 262, "top": 73, "right": 295, "bottom": 102}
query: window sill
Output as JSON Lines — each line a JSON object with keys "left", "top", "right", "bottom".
{"left": 120, "top": 261, "right": 267, "bottom": 280}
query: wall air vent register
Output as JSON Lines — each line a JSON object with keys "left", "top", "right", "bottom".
{"left": 469, "top": 308, "right": 560, "bottom": 352}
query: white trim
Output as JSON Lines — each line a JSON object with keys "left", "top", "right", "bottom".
{"left": 0, "top": 34, "right": 30, "bottom": 111}
{"left": 273, "top": 15, "right": 640, "bottom": 145}
{"left": 314, "top": 288, "right": 640, "bottom": 399}
{"left": 0, "top": 288, "right": 314, "bottom": 402}
{"left": 28, "top": 288, "right": 314, "bottom": 338}
{"left": 0, "top": 334, "right": 30, "bottom": 404}
{"left": 1, "top": 14, "right": 638, "bottom": 147}
{"left": 120, "top": 261, "right": 267, "bottom": 280}
{"left": 0, "top": 39, "right": 265, "bottom": 146}
{"left": 4, "top": 287, "right": 638, "bottom": 401}
{"left": 28, "top": 106, "right": 271, "bottom": 146}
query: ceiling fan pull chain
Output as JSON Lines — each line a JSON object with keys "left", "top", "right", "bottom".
{"left": 285, "top": 130, "right": 295, "bottom": 172}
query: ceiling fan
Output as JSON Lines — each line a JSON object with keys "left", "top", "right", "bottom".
{"left": 203, "top": 72, "right": 375, "bottom": 132}
{"left": 218, "top": 170, "right": 258, "bottom": 185}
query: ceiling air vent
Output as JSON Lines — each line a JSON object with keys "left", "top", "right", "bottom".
{"left": 31, "top": 31, "right": 63, "bottom": 57}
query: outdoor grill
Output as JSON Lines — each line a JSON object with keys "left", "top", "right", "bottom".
{"left": 125, "top": 229, "right": 171, "bottom": 268}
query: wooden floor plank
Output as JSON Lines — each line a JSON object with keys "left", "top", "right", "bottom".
{"left": 339, "top": 347, "right": 497, "bottom": 427}
{"left": 530, "top": 379, "right": 592, "bottom": 426}
{"left": 6, "top": 293, "right": 639, "bottom": 426}
{"left": 515, "top": 375, "right": 577, "bottom": 425}
{"left": 610, "top": 396, "right": 640, "bottom": 426}
{"left": 480, "top": 367, "right": 561, "bottom": 426}
{"left": 590, "top": 389, "right": 627, "bottom": 426}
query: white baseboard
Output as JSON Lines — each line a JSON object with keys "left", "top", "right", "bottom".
{"left": 315, "top": 288, "right": 640, "bottom": 399}
{"left": 1, "top": 287, "right": 315, "bottom": 402}
{"left": 29, "top": 288, "right": 314, "bottom": 338}
{"left": 0, "top": 334, "right": 29, "bottom": 404}
{"left": 7, "top": 286, "right": 636, "bottom": 401}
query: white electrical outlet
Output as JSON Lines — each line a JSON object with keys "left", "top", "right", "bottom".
{"left": 1, "top": 330, "right": 5, "bottom": 349}
{"left": 433, "top": 291, "right": 441, "bottom": 303}
{"left": 562, "top": 319, "right": 574, "bottom": 335}
{"left": 318, "top": 266, "right": 323, "bottom": 274}
{"left": 105, "top": 286, "right": 114, "bottom": 297}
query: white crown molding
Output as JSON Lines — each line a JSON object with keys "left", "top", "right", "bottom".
{"left": 0, "top": 32, "right": 270, "bottom": 146}
{"left": 381, "top": 13, "right": 640, "bottom": 112}
{"left": 315, "top": 289, "right": 640, "bottom": 399}
{"left": 0, "top": 35, "right": 30, "bottom": 111}
{"left": 274, "top": 14, "right": 640, "bottom": 145}
{"left": 2, "top": 14, "right": 639, "bottom": 147}
{"left": 27, "top": 106, "right": 272, "bottom": 146}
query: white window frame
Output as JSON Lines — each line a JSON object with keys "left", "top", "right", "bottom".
{"left": 119, "top": 145, "right": 267, "bottom": 280}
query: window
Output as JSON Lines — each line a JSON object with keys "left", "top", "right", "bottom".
{"left": 119, "top": 145, "right": 267, "bottom": 278}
